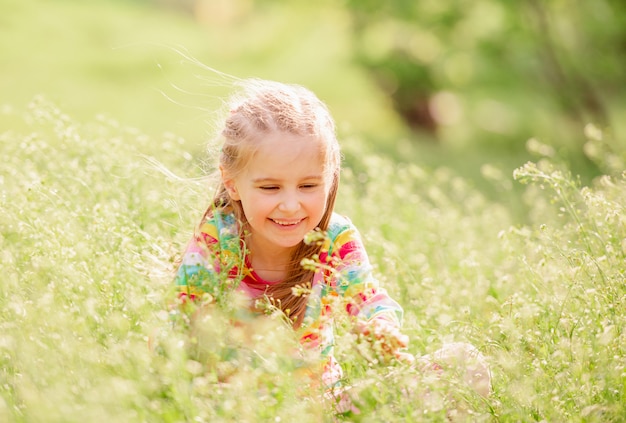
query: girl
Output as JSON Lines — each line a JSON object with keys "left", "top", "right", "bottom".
{"left": 173, "top": 79, "right": 410, "bottom": 398}
{"left": 172, "top": 78, "right": 491, "bottom": 413}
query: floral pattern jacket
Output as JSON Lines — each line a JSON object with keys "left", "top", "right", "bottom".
{"left": 175, "top": 209, "right": 404, "bottom": 388}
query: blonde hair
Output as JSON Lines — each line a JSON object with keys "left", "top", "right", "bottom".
{"left": 202, "top": 79, "right": 341, "bottom": 327}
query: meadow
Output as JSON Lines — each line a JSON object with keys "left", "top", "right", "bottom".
{"left": 2, "top": 1, "right": 626, "bottom": 422}
{"left": 2, "top": 96, "right": 625, "bottom": 422}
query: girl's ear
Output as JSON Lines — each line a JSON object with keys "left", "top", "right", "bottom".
{"left": 220, "top": 166, "right": 241, "bottom": 201}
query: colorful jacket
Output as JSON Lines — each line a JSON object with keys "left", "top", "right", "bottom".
{"left": 174, "top": 210, "right": 404, "bottom": 387}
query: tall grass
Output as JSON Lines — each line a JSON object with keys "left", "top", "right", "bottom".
{"left": 1, "top": 99, "right": 624, "bottom": 421}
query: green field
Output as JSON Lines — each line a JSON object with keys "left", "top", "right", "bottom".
{"left": 2, "top": 1, "right": 625, "bottom": 421}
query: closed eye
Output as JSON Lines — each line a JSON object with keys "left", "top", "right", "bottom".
{"left": 259, "top": 186, "right": 279, "bottom": 191}
{"left": 300, "top": 184, "right": 318, "bottom": 189}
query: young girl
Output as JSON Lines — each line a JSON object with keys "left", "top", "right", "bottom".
{"left": 173, "top": 78, "right": 410, "bottom": 393}
{"left": 173, "top": 78, "right": 490, "bottom": 412}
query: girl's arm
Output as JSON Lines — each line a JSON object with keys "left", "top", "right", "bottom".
{"left": 324, "top": 215, "right": 411, "bottom": 362}
{"left": 174, "top": 234, "right": 219, "bottom": 302}
{"left": 175, "top": 211, "right": 240, "bottom": 304}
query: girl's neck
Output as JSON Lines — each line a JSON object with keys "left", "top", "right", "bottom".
{"left": 246, "top": 236, "right": 296, "bottom": 282}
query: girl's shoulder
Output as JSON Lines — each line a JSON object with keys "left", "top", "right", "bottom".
{"left": 198, "top": 208, "right": 240, "bottom": 245}
{"left": 327, "top": 212, "right": 355, "bottom": 235}
{"left": 326, "top": 213, "right": 363, "bottom": 251}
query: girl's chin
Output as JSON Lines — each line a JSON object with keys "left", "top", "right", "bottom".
{"left": 268, "top": 232, "right": 310, "bottom": 249}
{"left": 273, "top": 237, "right": 306, "bottom": 249}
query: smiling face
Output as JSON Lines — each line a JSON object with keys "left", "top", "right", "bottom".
{"left": 222, "top": 132, "right": 331, "bottom": 257}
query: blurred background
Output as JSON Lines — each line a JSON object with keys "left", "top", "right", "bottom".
{"left": 2, "top": 0, "right": 625, "bottom": 199}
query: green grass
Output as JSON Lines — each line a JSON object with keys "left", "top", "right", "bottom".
{"left": 0, "top": 0, "right": 403, "bottom": 149}
{"left": 2, "top": 1, "right": 626, "bottom": 421}
{"left": 1, "top": 95, "right": 625, "bottom": 422}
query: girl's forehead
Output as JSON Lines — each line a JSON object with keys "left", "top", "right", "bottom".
{"left": 245, "top": 133, "right": 326, "bottom": 176}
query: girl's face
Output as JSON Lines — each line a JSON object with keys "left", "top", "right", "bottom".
{"left": 223, "top": 132, "right": 331, "bottom": 255}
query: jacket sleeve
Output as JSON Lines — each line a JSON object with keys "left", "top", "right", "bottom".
{"left": 324, "top": 215, "right": 404, "bottom": 326}
{"left": 175, "top": 210, "right": 244, "bottom": 303}
{"left": 174, "top": 222, "right": 222, "bottom": 302}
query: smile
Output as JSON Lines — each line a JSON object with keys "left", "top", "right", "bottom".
{"left": 270, "top": 218, "right": 304, "bottom": 226}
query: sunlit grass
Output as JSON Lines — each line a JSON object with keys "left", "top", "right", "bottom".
{"left": 0, "top": 0, "right": 404, "bottom": 152}
{"left": 3, "top": 0, "right": 625, "bottom": 420}
{"left": 1, "top": 96, "right": 624, "bottom": 421}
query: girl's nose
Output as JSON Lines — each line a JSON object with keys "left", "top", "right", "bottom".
{"left": 278, "top": 193, "right": 301, "bottom": 212}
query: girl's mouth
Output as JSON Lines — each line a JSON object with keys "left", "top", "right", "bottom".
{"left": 270, "top": 218, "right": 304, "bottom": 226}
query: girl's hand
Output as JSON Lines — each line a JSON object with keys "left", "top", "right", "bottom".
{"left": 355, "top": 319, "right": 414, "bottom": 364}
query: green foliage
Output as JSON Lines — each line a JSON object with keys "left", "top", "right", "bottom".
{"left": 2, "top": 97, "right": 625, "bottom": 421}
{"left": 2, "top": 1, "right": 626, "bottom": 420}
{"left": 345, "top": 0, "right": 626, "bottom": 156}
{"left": 0, "top": 0, "right": 403, "bottom": 150}
{"left": 0, "top": 98, "right": 329, "bottom": 422}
